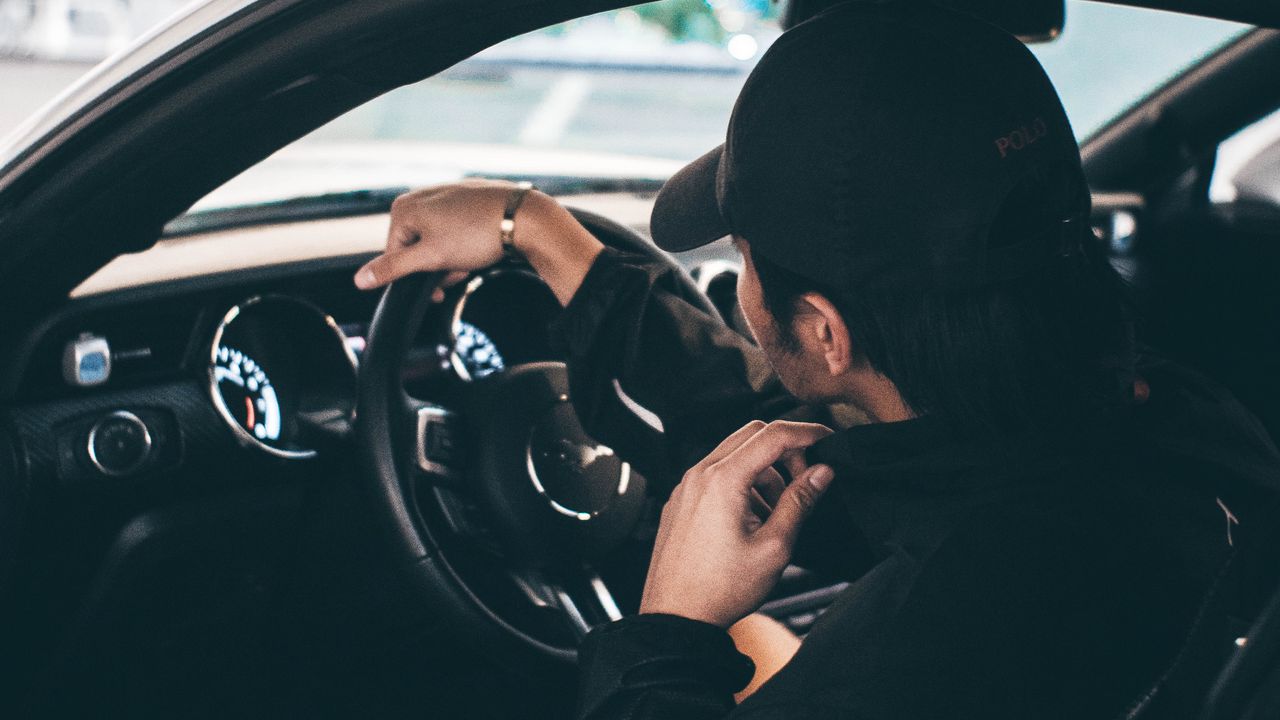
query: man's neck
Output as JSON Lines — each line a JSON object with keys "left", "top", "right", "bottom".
{"left": 847, "top": 370, "right": 916, "bottom": 425}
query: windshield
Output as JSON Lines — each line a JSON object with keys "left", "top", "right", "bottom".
{"left": 1031, "top": 3, "right": 1246, "bottom": 137}
{"left": 183, "top": 0, "right": 1247, "bottom": 211}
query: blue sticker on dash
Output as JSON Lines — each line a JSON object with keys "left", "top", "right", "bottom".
{"left": 80, "top": 352, "right": 108, "bottom": 383}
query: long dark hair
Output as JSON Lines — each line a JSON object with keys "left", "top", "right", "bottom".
{"left": 752, "top": 227, "right": 1136, "bottom": 436}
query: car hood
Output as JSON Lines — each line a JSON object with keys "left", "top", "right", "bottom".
{"left": 189, "top": 141, "right": 683, "bottom": 212}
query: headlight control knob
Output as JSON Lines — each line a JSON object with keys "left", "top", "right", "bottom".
{"left": 87, "top": 411, "right": 152, "bottom": 477}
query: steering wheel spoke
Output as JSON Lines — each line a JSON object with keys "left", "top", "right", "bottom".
{"left": 548, "top": 568, "right": 625, "bottom": 638}
{"left": 410, "top": 402, "right": 464, "bottom": 481}
{"left": 505, "top": 566, "right": 623, "bottom": 638}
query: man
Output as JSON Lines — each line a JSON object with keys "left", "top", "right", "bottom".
{"left": 356, "top": 2, "right": 1280, "bottom": 717}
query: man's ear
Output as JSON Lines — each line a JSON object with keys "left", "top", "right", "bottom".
{"left": 795, "top": 292, "right": 854, "bottom": 376}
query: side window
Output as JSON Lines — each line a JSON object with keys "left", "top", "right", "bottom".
{"left": 1210, "top": 108, "right": 1280, "bottom": 209}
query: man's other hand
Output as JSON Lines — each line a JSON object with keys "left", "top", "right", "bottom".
{"left": 639, "top": 420, "right": 835, "bottom": 628}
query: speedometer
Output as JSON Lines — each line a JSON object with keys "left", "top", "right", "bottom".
{"left": 213, "top": 345, "right": 283, "bottom": 443}
{"left": 207, "top": 295, "right": 357, "bottom": 459}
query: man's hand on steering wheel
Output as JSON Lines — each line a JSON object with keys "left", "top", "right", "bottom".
{"left": 354, "top": 179, "right": 605, "bottom": 306}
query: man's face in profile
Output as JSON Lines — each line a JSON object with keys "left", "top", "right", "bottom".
{"left": 733, "top": 237, "right": 834, "bottom": 404}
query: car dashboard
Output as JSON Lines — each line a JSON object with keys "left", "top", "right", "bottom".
{"left": 0, "top": 190, "right": 846, "bottom": 713}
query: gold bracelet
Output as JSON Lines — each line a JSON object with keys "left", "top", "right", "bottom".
{"left": 499, "top": 181, "right": 535, "bottom": 254}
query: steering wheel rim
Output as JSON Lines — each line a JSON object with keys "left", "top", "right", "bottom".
{"left": 355, "top": 207, "right": 718, "bottom": 668}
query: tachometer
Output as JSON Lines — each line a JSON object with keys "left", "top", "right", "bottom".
{"left": 446, "top": 269, "right": 561, "bottom": 382}
{"left": 213, "top": 345, "right": 282, "bottom": 443}
{"left": 452, "top": 320, "right": 506, "bottom": 380}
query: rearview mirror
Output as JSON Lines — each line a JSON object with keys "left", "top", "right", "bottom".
{"left": 780, "top": 0, "right": 1065, "bottom": 43}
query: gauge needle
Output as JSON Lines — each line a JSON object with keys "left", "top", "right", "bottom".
{"left": 244, "top": 395, "right": 256, "bottom": 430}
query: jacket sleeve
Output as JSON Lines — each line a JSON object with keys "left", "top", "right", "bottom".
{"left": 576, "top": 614, "right": 755, "bottom": 720}
{"left": 577, "top": 615, "right": 849, "bottom": 720}
{"left": 548, "top": 247, "right": 873, "bottom": 578}
{"left": 548, "top": 247, "right": 810, "bottom": 491}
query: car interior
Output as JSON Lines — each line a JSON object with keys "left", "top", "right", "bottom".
{"left": 2, "top": 0, "right": 1280, "bottom": 717}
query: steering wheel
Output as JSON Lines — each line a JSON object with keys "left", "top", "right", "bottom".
{"left": 355, "top": 207, "right": 719, "bottom": 669}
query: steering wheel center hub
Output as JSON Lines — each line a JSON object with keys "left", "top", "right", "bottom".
{"left": 527, "top": 399, "right": 630, "bottom": 521}
{"left": 463, "top": 362, "right": 647, "bottom": 565}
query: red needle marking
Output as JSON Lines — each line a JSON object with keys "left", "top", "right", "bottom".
{"left": 244, "top": 396, "right": 256, "bottom": 431}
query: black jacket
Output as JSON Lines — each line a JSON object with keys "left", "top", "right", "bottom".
{"left": 551, "top": 249, "right": 1280, "bottom": 719}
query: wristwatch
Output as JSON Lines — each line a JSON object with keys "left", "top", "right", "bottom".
{"left": 500, "top": 181, "right": 535, "bottom": 257}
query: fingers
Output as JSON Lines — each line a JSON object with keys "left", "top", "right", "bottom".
{"left": 388, "top": 221, "right": 420, "bottom": 249}
{"left": 711, "top": 421, "right": 833, "bottom": 489}
{"left": 753, "top": 466, "right": 786, "bottom": 508}
{"left": 356, "top": 180, "right": 527, "bottom": 293}
{"left": 441, "top": 270, "right": 470, "bottom": 288}
{"left": 759, "top": 464, "right": 835, "bottom": 549}
{"left": 354, "top": 186, "right": 445, "bottom": 291}
{"left": 696, "top": 420, "right": 769, "bottom": 469}
{"left": 780, "top": 449, "right": 810, "bottom": 485}
{"left": 748, "top": 488, "right": 772, "bottom": 521}
{"left": 748, "top": 468, "right": 782, "bottom": 521}
{"left": 355, "top": 249, "right": 428, "bottom": 289}
{"left": 430, "top": 271, "right": 470, "bottom": 303}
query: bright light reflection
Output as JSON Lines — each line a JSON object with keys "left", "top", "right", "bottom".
{"left": 727, "top": 33, "right": 758, "bottom": 61}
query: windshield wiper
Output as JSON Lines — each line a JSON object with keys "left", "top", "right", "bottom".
{"left": 163, "top": 188, "right": 409, "bottom": 238}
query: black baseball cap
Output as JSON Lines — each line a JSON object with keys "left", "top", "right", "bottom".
{"left": 650, "top": 0, "right": 1091, "bottom": 292}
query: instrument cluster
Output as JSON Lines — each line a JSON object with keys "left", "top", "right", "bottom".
{"left": 205, "top": 267, "right": 561, "bottom": 459}
{"left": 208, "top": 296, "right": 357, "bottom": 459}
{"left": 445, "top": 268, "right": 563, "bottom": 382}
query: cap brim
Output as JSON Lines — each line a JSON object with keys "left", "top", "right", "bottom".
{"left": 650, "top": 145, "right": 730, "bottom": 252}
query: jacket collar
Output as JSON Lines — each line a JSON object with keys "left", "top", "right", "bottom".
{"left": 805, "top": 415, "right": 1114, "bottom": 555}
